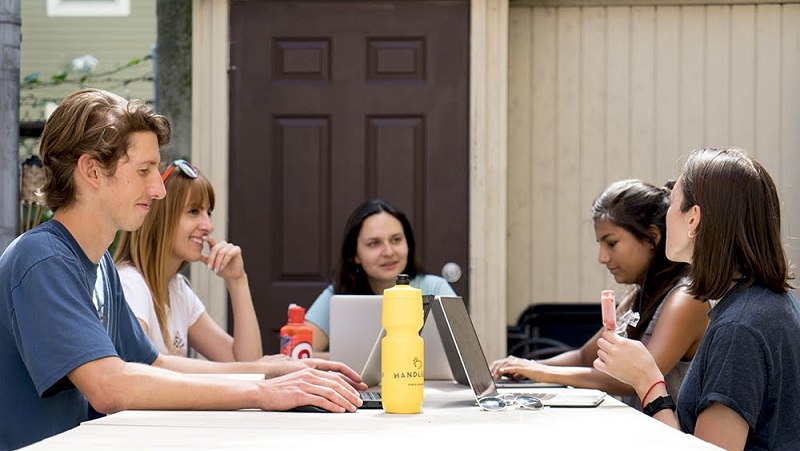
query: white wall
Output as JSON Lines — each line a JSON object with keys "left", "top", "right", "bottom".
{"left": 508, "top": 3, "right": 800, "bottom": 324}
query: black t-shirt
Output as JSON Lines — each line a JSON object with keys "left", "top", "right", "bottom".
{"left": 678, "top": 283, "right": 800, "bottom": 450}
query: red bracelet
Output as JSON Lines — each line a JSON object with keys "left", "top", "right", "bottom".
{"left": 641, "top": 380, "right": 667, "bottom": 410}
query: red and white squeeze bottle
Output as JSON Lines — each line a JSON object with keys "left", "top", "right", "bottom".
{"left": 279, "top": 303, "right": 313, "bottom": 359}
{"left": 601, "top": 290, "right": 616, "bottom": 331}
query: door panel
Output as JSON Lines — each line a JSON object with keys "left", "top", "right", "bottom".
{"left": 230, "top": 0, "right": 469, "bottom": 354}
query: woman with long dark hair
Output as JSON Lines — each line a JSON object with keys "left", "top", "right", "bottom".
{"left": 490, "top": 179, "right": 709, "bottom": 408}
{"left": 305, "top": 198, "right": 456, "bottom": 352}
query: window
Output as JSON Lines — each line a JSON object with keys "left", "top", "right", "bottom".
{"left": 46, "top": 0, "right": 130, "bottom": 17}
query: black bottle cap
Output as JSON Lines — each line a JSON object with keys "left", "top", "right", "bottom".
{"left": 396, "top": 274, "right": 410, "bottom": 285}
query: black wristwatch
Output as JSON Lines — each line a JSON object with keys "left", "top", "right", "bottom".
{"left": 643, "top": 395, "right": 676, "bottom": 417}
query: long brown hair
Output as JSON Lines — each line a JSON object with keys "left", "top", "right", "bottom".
{"left": 592, "top": 179, "right": 690, "bottom": 340}
{"left": 679, "top": 147, "right": 793, "bottom": 299}
{"left": 114, "top": 165, "right": 214, "bottom": 351}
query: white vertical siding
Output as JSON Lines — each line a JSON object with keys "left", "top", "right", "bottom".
{"left": 508, "top": 7, "right": 534, "bottom": 311}
{"left": 679, "top": 7, "right": 705, "bottom": 156}
{"left": 579, "top": 7, "right": 607, "bottom": 302}
{"left": 529, "top": 7, "right": 559, "bottom": 306}
{"left": 730, "top": 6, "right": 756, "bottom": 152}
{"left": 705, "top": 6, "right": 731, "bottom": 145}
{"left": 755, "top": 5, "right": 782, "bottom": 173}
{"left": 508, "top": 3, "right": 800, "bottom": 324}
{"left": 606, "top": 7, "right": 631, "bottom": 179}
{"left": 781, "top": 5, "right": 800, "bottom": 279}
{"left": 553, "top": 8, "right": 584, "bottom": 304}
{"left": 654, "top": 7, "right": 682, "bottom": 180}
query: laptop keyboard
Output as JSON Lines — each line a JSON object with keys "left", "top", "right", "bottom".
{"left": 359, "top": 391, "right": 383, "bottom": 409}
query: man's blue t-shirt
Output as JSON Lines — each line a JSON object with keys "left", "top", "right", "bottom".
{"left": 0, "top": 221, "right": 158, "bottom": 450}
{"left": 677, "top": 283, "right": 800, "bottom": 450}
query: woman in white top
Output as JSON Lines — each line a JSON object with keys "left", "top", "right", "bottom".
{"left": 114, "top": 160, "right": 263, "bottom": 361}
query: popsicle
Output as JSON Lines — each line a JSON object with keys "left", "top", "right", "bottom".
{"left": 601, "top": 290, "right": 616, "bottom": 330}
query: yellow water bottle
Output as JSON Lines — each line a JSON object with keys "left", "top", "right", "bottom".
{"left": 381, "top": 274, "right": 424, "bottom": 414}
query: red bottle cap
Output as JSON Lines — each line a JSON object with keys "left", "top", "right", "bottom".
{"left": 287, "top": 303, "right": 306, "bottom": 323}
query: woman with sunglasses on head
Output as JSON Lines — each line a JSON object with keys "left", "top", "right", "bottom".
{"left": 490, "top": 179, "right": 709, "bottom": 408}
{"left": 114, "top": 160, "right": 264, "bottom": 361}
{"left": 594, "top": 148, "right": 800, "bottom": 450}
{"left": 305, "top": 198, "right": 457, "bottom": 352}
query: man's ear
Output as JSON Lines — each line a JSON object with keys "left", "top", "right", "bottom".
{"left": 76, "top": 154, "right": 101, "bottom": 188}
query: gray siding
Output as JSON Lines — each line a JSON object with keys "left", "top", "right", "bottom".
{"left": 507, "top": 3, "right": 800, "bottom": 324}
{"left": 20, "top": 0, "right": 157, "bottom": 121}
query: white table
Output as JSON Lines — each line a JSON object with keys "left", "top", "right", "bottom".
{"left": 23, "top": 382, "right": 720, "bottom": 450}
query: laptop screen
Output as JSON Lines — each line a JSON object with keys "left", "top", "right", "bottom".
{"left": 432, "top": 296, "right": 606, "bottom": 408}
{"left": 432, "top": 296, "right": 499, "bottom": 399}
{"left": 329, "top": 295, "right": 383, "bottom": 372}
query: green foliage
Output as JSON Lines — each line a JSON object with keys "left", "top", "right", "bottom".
{"left": 23, "top": 72, "right": 41, "bottom": 84}
{"left": 51, "top": 70, "right": 68, "bottom": 82}
{"left": 20, "top": 53, "right": 153, "bottom": 90}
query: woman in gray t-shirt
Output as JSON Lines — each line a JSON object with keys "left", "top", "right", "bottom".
{"left": 490, "top": 179, "right": 709, "bottom": 408}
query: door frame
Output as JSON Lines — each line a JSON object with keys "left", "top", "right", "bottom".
{"left": 190, "top": 0, "right": 509, "bottom": 361}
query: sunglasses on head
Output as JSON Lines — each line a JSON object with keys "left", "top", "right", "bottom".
{"left": 161, "top": 159, "right": 198, "bottom": 182}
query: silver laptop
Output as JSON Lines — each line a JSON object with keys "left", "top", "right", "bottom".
{"left": 329, "top": 295, "right": 382, "bottom": 372}
{"left": 329, "top": 294, "right": 454, "bottom": 380}
{"left": 433, "top": 296, "right": 606, "bottom": 408}
{"left": 495, "top": 377, "right": 565, "bottom": 389}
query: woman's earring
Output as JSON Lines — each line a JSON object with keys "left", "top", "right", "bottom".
{"left": 688, "top": 230, "right": 696, "bottom": 238}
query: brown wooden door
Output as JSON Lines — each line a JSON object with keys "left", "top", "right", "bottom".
{"left": 229, "top": 0, "right": 469, "bottom": 354}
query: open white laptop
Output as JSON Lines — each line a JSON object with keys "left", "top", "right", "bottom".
{"left": 432, "top": 296, "right": 606, "bottom": 408}
{"left": 329, "top": 294, "right": 454, "bottom": 381}
{"left": 329, "top": 295, "right": 382, "bottom": 372}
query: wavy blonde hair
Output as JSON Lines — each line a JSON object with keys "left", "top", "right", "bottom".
{"left": 114, "top": 165, "right": 214, "bottom": 351}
